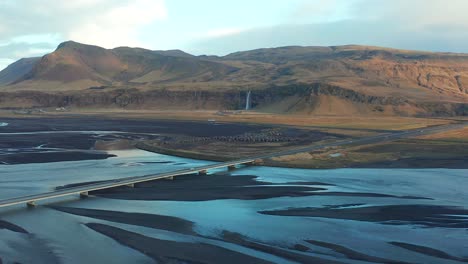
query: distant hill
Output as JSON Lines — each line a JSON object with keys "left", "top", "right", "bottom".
{"left": 0, "top": 57, "right": 40, "bottom": 85}
{"left": 0, "top": 41, "right": 467, "bottom": 116}
{"left": 152, "top": 49, "right": 194, "bottom": 58}
{"left": 11, "top": 41, "right": 236, "bottom": 89}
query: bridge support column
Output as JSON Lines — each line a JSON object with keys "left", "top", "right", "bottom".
{"left": 227, "top": 165, "right": 236, "bottom": 171}
{"left": 198, "top": 170, "right": 207, "bottom": 175}
{"left": 26, "top": 201, "right": 36, "bottom": 208}
{"left": 126, "top": 183, "right": 135, "bottom": 188}
{"left": 80, "top": 192, "right": 89, "bottom": 198}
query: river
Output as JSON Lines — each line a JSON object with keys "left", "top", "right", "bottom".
{"left": 0, "top": 149, "right": 467, "bottom": 264}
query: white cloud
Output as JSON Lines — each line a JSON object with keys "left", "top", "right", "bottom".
{"left": 204, "top": 28, "right": 245, "bottom": 38}
{"left": 0, "top": 0, "right": 168, "bottom": 70}
{"left": 0, "top": 1, "right": 167, "bottom": 46}
{"left": 68, "top": 0, "right": 167, "bottom": 48}
{"left": 290, "top": 0, "right": 355, "bottom": 23}
{"left": 2, "top": 0, "right": 468, "bottom": 71}
{"left": 187, "top": 0, "right": 468, "bottom": 55}
{"left": 350, "top": 0, "right": 468, "bottom": 30}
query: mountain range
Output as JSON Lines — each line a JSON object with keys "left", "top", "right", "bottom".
{"left": 0, "top": 41, "right": 467, "bottom": 116}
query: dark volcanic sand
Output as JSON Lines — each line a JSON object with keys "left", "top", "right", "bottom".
{"left": 389, "top": 242, "right": 468, "bottom": 263}
{"left": 221, "top": 231, "right": 345, "bottom": 264}
{"left": 1, "top": 151, "right": 115, "bottom": 164}
{"left": 89, "top": 173, "right": 430, "bottom": 201}
{"left": 0, "top": 220, "right": 28, "bottom": 233}
{"left": 356, "top": 157, "right": 468, "bottom": 169}
{"left": 305, "top": 239, "right": 413, "bottom": 264}
{"left": 91, "top": 173, "right": 326, "bottom": 201}
{"left": 51, "top": 206, "right": 196, "bottom": 235}
{"left": 260, "top": 204, "right": 468, "bottom": 228}
{"left": 54, "top": 207, "right": 343, "bottom": 263}
{"left": 86, "top": 223, "right": 275, "bottom": 264}
{"left": 0, "top": 117, "right": 268, "bottom": 136}
{"left": 0, "top": 117, "right": 269, "bottom": 164}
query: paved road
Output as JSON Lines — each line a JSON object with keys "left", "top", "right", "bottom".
{"left": 0, "top": 121, "right": 466, "bottom": 209}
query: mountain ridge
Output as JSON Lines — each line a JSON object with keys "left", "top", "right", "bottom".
{"left": 0, "top": 41, "right": 467, "bottom": 116}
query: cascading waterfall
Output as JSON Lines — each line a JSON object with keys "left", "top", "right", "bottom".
{"left": 245, "top": 90, "right": 251, "bottom": 110}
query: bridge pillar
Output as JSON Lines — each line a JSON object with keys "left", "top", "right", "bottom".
{"left": 80, "top": 192, "right": 89, "bottom": 198}
{"left": 126, "top": 183, "right": 135, "bottom": 188}
{"left": 227, "top": 165, "right": 236, "bottom": 171}
{"left": 198, "top": 170, "right": 207, "bottom": 175}
{"left": 26, "top": 201, "right": 36, "bottom": 208}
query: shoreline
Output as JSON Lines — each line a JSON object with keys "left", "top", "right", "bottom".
{"left": 136, "top": 142, "right": 468, "bottom": 169}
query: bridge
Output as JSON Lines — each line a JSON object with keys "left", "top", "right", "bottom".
{"left": 0, "top": 158, "right": 260, "bottom": 209}
{"left": 0, "top": 121, "right": 466, "bottom": 209}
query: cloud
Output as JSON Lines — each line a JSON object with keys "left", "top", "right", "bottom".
{"left": 1, "top": 0, "right": 468, "bottom": 70}
{"left": 203, "top": 28, "right": 245, "bottom": 38}
{"left": 0, "top": 0, "right": 167, "bottom": 48}
{"left": 289, "top": 0, "right": 355, "bottom": 23}
{"left": 187, "top": 0, "right": 468, "bottom": 55}
{"left": 0, "top": 59, "right": 14, "bottom": 71}
{"left": 68, "top": 0, "right": 167, "bottom": 48}
{"left": 356, "top": 0, "right": 468, "bottom": 28}
{"left": 0, "top": 0, "right": 167, "bottom": 70}
{"left": 0, "top": 41, "right": 56, "bottom": 69}
{"left": 188, "top": 21, "right": 468, "bottom": 56}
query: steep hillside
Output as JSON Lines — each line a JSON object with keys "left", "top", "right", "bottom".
{"left": 153, "top": 49, "right": 194, "bottom": 58}
{"left": 0, "top": 57, "right": 40, "bottom": 85}
{"left": 1, "top": 41, "right": 467, "bottom": 116}
{"left": 9, "top": 41, "right": 237, "bottom": 90}
{"left": 221, "top": 45, "right": 468, "bottom": 103}
{"left": 19, "top": 41, "right": 123, "bottom": 84}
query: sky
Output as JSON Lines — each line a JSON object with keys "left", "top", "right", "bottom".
{"left": 1, "top": 0, "right": 468, "bottom": 70}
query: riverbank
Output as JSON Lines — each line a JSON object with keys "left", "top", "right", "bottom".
{"left": 0, "top": 116, "right": 267, "bottom": 164}
{"left": 137, "top": 134, "right": 468, "bottom": 169}
{"left": 1, "top": 113, "right": 466, "bottom": 168}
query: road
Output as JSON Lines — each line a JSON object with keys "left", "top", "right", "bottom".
{"left": 0, "top": 121, "right": 466, "bottom": 209}
{"left": 258, "top": 121, "right": 468, "bottom": 160}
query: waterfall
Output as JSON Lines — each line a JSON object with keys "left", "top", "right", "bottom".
{"left": 245, "top": 90, "right": 251, "bottom": 110}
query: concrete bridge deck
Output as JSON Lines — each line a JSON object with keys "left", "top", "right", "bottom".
{"left": 0, "top": 159, "right": 258, "bottom": 208}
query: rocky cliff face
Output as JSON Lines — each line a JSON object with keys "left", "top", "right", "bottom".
{"left": 1, "top": 84, "right": 465, "bottom": 116}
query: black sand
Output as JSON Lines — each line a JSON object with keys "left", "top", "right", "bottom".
{"left": 260, "top": 204, "right": 468, "bottom": 228}
{"left": 86, "top": 223, "right": 275, "bottom": 264}
{"left": 0, "top": 117, "right": 268, "bottom": 164}
{"left": 54, "top": 206, "right": 348, "bottom": 263}
{"left": 221, "top": 231, "right": 345, "bottom": 264}
{"left": 90, "top": 173, "right": 430, "bottom": 201}
{"left": 52, "top": 206, "right": 196, "bottom": 235}
{"left": 0, "top": 117, "right": 267, "bottom": 136}
{"left": 389, "top": 242, "right": 468, "bottom": 263}
{"left": 0, "top": 220, "right": 28, "bottom": 233}
{"left": 1, "top": 151, "right": 115, "bottom": 164}
{"left": 91, "top": 173, "right": 328, "bottom": 201}
{"left": 306, "top": 239, "right": 412, "bottom": 264}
